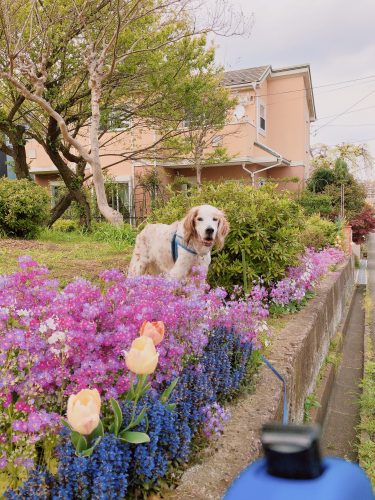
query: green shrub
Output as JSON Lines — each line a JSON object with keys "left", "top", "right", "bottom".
{"left": 300, "top": 215, "right": 338, "bottom": 250}
{"left": 149, "top": 181, "right": 306, "bottom": 289}
{"left": 298, "top": 190, "right": 333, "bottom": 216}
{"left": 0, "top": 178, "right": 50, "bottom": 238}
{"left": 91, "top": 221, "right": 137, "bottom": 249}
{"left": 51, "top": 219, "right": 77, "bottom": 233}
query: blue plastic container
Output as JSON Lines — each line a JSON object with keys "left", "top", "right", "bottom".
{"left": 225, "top": 457, "right": 374, "bottom": 500}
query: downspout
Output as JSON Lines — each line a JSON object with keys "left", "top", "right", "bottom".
{"left": 242, "top": 157, "right": 284, "bottom": 187}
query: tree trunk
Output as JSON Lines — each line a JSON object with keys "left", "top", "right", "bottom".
{"left": 196, "top": 165, "right": 202, "bottom": 191}
{"left": 5, "top": 126, "right": 31, "bottom": 179}
{"left": 48, "top": 192, "right": 73, "bottom": 227}
{"left": 89, "top": 79, "right": 123, "bottom": 226}
{"left": 48, "top": 188, "right": 91, "bottom": 229}
{"left": 44, "top": 130, "right": 92, "bottom": 229}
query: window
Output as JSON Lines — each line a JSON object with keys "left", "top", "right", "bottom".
{"left": 211, "top": 135, "right": 223, "bottom": 147}
{"left": 259, "top": 102, "right": 266, "bottom": 133}
{"left": 107, "top": 182, "right": 131, "bottom": 221}
{"left": 50, "top": 182, "right": 65, "bottom": 208}
{"left": 100, "top": 109, "right": 132, "bottom": 131}
{"left": 28, "top": 149, "right": 37, "bottom": 159}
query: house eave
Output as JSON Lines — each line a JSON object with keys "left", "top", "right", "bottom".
{"left": 29, "top": 166, "right": 59, "bottom": 175}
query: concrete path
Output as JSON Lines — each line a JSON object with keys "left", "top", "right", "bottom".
{"left": 320, "top": 285, "right": 364, "bottom": 460}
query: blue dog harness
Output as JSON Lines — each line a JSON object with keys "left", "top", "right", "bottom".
{"left": 171, "top": 232, "right": 198, "bottom": 263}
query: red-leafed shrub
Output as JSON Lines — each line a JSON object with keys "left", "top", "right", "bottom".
{"left": 350, "top": 204, "right": 375, "bottom": 244}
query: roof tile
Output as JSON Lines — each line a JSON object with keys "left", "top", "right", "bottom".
{"left": 222, "top": 65, "right": 270, "bottom": 86}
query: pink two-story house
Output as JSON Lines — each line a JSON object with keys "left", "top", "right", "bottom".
{"left": 26, "top": 63, "right": 316, "bottom": 220}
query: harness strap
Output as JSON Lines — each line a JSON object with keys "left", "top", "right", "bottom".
{"left": 171, "top": 232, "right": 198, "bottom": 263}
{"left": 260, "top": 355, "right": 289, "bottom": 425}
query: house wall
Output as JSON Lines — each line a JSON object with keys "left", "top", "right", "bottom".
{"left": 266, "top": 74, "right": 310, "bottom": 180}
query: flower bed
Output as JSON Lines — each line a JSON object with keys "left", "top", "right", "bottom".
{"left": 1, "top": 247, "right": 345, "bottom": 498}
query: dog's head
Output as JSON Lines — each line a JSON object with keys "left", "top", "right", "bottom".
{"left": 183, "top": 204, "right": 230, "bottom": 251}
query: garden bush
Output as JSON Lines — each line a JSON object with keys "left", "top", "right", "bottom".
{"left": 149, "top": 181, "right": 306, "bottom": 289}
{"left": 300, "top": 215, "right": 339, "bottom": 250}
{"left": 50, "top": 219, "right": 77, "bottom": 233}
{"left": 0, "top": 178, "right": 50, "bottom": 238}
{"left": 350, "top": 204, "right": 375, "bottom": 244}
{"left": 298, "top": 190, "right": 333, "bottom": 216}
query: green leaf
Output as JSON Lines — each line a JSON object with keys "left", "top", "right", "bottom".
{"left": 124, "top": 406, "right": 147, "bottom": 431}
{"left": 80, "top": 447, "right": 95, "bottom": 457}
{"left": 110, "top": 398, "right": 123, "bottom": 436}
{"left": 61, "top": 418, "right": 72, "bottom": 430}
{"left": 80, "top": 436, "right": 102, "bottom": 457}
{"left": 118, "top": 431, "right": 150, "bottom": 444}
{"left": 89, "top": 419, "right": 104, "bottom": 441}
{"left": 166, "top": 403, "right": 176, "bottom": 411}
{"left": 71, "top": 431, "right": 82, "bottom": 449}
{"left": 160, "top": 377, "right": 179, "bottom": 404}
{"left": 71, "top": 432, "right": 87, "bottom": 453}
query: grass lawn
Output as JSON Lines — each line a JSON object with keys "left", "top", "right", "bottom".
{"left": 0, "top": 230, "right": 133, "bottom": 285}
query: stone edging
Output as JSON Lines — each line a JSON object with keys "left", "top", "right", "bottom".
{"left": 165, "top": 258, "right": 354, "bottom": 500}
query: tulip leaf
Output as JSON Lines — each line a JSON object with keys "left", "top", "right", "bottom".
{"left": 89, "top": 419, "right": 104, "bottom": 441}
{"left": 61, "top": 418, "right": 72, "bottom": 430}
{"left": 80, "top": 437, "right": 102, "bottom": 457}
{"left": 166, "top": 403, "right": 177, "bottom": 412}
{"left": 80, "top": 447, "right": 94, "bottom": 457}
{"left": 110, "top": 398, "right": 123, "bottom": 436}
{"left": 124, "top": 406, "right": 147, "bottom": 431}
{"left": 144, "top": 415, "right": 149, "bottom": 433}
{"left": 160, "top": 377, "right": 179, "bottom": 404}
{"left": 71, "top": 431, "right": 82, "bottom": 449}
{"left": 71, "top": 432, "right": 87, "bottom": 453}
{"left": 118, "top": 431, "right": 150, "bottom": 444}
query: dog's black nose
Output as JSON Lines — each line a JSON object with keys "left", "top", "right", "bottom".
{"left": 206, "top": 227, "right": 214, "bottom": 235}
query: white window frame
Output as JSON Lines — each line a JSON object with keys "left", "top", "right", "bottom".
{"left": 258, "top": 100, "right": 266, "bottom": 136}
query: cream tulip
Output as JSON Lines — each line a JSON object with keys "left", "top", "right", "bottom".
{"left": 67, "top": 388, "right": 101, "bottom": 435}
{"left": 125, "top": 336, "right": 159, "bottom": 375}
{"left": 139, "top": 321, "right": 165, "bottom": 346}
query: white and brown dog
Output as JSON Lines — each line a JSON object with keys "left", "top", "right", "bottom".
{"left": 128, "top": 204, "right": 229, "bottom": 280}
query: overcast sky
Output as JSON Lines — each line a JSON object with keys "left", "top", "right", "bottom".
{"left": 212, "top": 0, "right": 375, "bottom": 177}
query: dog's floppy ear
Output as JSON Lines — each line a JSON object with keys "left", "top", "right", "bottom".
{"left": 183, "top": 206, "right": 198, "bottom": 244}
{"left": 215, "top": 211, "right": 230, "bottom": 250}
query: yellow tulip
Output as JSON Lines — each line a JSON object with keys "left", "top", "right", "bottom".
{"left": 67, "top": 388, "right": 101, "bottom": 435}
{"left": 139, "top": 321, "right": 165, "bottom": 346}
{"left": 125, "top": 336, "right": 159, "bottom": 375}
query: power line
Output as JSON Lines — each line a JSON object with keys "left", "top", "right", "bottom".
{"left": 255, "top": 73, "right": 375, "bottom": 98}
{"left": 313, "top": 88, "right": 375, "bottom": 134}
{"left": 318, "top": 123, "right": 375, "bottom": 127}
{"left": 314, "top": 104, "right": 375, "bottom": 121}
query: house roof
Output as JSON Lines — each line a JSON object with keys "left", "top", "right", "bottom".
{"left": 222, "top": 65, "right": 270, "bottom": 86}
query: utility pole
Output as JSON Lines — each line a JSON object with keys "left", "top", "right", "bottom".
{"left": 340, "top": 183, "right": 345, "bottom": 219}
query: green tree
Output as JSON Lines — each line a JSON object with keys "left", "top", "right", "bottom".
{"left": 0, "top": 0, "right": 247, "bottom": 225}
{"left": 307, "top": 167, "right": 335, "bottom": 193}
{"left": 167, "top": 68, "right": 237, "bottom": 188}
{"left": 311, "top": 142, "right": 373, "bottom": 177}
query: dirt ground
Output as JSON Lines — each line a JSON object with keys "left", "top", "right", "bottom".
{"left": 0, "top": 239, "right": 132, "bottom": 285}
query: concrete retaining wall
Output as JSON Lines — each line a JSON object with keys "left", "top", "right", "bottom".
{"left": 165, "top": 257, "right": 355, "bottom": 500}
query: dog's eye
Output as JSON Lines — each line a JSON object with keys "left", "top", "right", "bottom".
{"left": 197, "top": 217, "right": 203, "bottom": 221}
{"left": 213, "top": 218, "right": 218, "bottom": 222}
